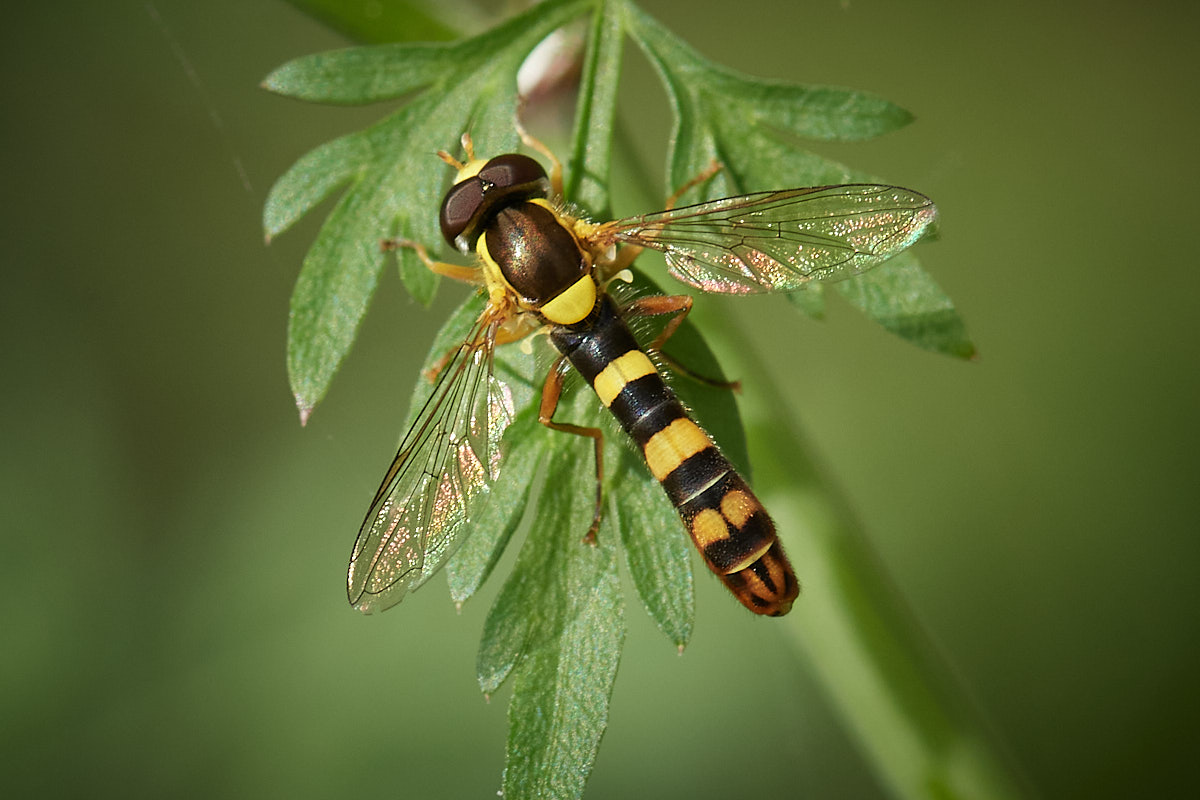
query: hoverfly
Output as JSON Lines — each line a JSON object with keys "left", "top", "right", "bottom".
{"left": 348, "top": 130, "right": 936, "bottom": 616}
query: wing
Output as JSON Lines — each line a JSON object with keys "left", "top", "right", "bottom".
{"left": 347, "top": 314, "right": 515, "bottom": 614}
{"left": 594, "top": 185, "right": 937, "bottom": 294}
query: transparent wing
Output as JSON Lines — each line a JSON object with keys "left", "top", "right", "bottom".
{"left": 595, "top": 185, "right": 937, "bottom": 294}
{"left": 347, "top": 315, "right": 515, "bottom": 614}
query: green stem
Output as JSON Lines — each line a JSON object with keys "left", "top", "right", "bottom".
{"left": 710, "top": 322, "right": 1030, "bottom": 800}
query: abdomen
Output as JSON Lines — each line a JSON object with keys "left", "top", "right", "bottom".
{"left": 550, "top": 296, "right": 798, "bottom": 616}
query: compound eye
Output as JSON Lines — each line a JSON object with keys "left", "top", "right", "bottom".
{"left": 478, "top": 154, "right": 548, "bottom": 193}
{"left": 439, "top": 177, "right": 485, "bottom": 247}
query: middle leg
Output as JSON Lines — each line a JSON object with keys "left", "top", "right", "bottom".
{"left": 622, "top": 294, "right": 741, "bottom": 391}
{"left": 539, "top": 355, "right": 605, "bottom": 543}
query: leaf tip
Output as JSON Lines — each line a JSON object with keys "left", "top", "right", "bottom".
{"left": 934, "top": 336, "right": 978, "bottom": 361}
{"left": 259, "top": 73, "right": 281, "bottom": 95}
{"left": 296, "top": 397, "right": 313, "bottom": 426}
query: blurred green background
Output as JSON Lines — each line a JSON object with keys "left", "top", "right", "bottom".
{"left": 3, "top": 0, "right": 1197, "bottom": 797}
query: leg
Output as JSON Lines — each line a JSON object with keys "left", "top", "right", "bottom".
{"left": 623, "top": 294, "right": 694, "bottom": 352}
{"left": 539, "top": 356, "right": 605, "bottom": 543}
{"left": 380, "top": 238, "right": 480, "bottom": 284}
{"left": 665, "top": 159, "right": 723, "bottom": 210}
{"left": 436, "top": 132, "right": 476, "bottom": 171}
{"left": 424, "top": 316, "right": 494, "bottom": 384}
{"left": 623, "top": 294, "right": 741, "bottom": 391}
{"left": 422, "top": 347, "right": 457, "bottom": 384}
{"left": 514, "top": 113, "right": 563, "bottom": 198}
{"left": 593, "top": 160, "right": 726, "bottom": 281}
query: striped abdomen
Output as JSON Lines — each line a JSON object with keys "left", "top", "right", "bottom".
{"left": 550, "top": 296, "right": 798, "bottom": 616}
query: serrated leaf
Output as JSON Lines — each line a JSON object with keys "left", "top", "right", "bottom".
{"left": 627, "top": 9, "right": 910, "bottom": 143}
{"left": 262, "top": 41, "right": 467, "bottom": 105}
{"left": 270, "top": 0, "right": 591, "bottom": 419}
{"left": 609, "top": 449, "right": 694, "bottom": 648}
{"left": 710, "top": 78, "right": 914, "bottom": 142}
{"left": 473, "top": 359, "right": 624, "bottom": 692}
{"left": 474, "top": 443, "right": 624, "bottom": 800}
{"left": 287, "top": 171, "right": 388, "bottom": 421}
{"left": 624, "top": 3, "right": 972, "bottom": 358}
{"left": 563, "top": 0, "right": 624, "bottom": 215}
{"left": 837, "top": 251, "right": 976, "bottom": 358}
{"left": 263, "top": 131, "right": 371, "bottom": 241}
{"left": 502, "top": 559, "right": 622, "bottom": 800}
{"left": 707, "top": 111, "right": 858, "bottom": 188}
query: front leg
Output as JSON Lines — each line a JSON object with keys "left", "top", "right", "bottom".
{"left": 380, "top": 237, "right": 480, "bottom": 284}
{"left": 514, "top": 113, "right": 563, "bottom": 198}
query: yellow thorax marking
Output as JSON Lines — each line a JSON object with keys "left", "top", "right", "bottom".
{"left": 477, "top": 231, "right": 507, "bottom": 296}
{"left": 538, "top": 275, "right": 596, "bottom": 325}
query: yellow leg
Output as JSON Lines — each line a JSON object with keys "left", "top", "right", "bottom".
{"left": 539, "top": 356, "right": 605, "bottom": 543}
{"left": 380, "top": 238, "right": 480, "bottom": 284}
{"left": 436, "top": 132, "right": 477, "bottom": 171}
{"left": 514, "top": 113, "right": 563, "bottom": 197}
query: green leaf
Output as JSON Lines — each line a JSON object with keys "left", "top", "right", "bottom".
{"left": 262, "top": 131, "right": 371, "bottom": 241}
{"left": 710, "top": 78, "right": 914, "bottom": 142}
{"left": 474, "top": 442, "right": 624, "bottom": 800}
{"left": 625, "top": 2, "right": 974, "bottom": 358}
{"left": 608, "top": 449, "right": 694, "bottom": 648}
{"left": 562, "top": 0, "right": 624, "bottom": 215}
{"left": 503, "top": 563, "right": 622, "bottom": 800}
{"left": 262, "top": 41, "right": 470, "bottom": 105}
{"left": 267, "top": 0, "right": 591, "bottom": 419}
{"left": 787, "top": 283, "right": 828, "bottom": 320}
{"left": 838, "top": 251, "right": 977, "bottom": 359}
{"left": 626, "top": 6, "right": 911, "bottom": 144}
{"left": 285, "top": 168, "right": 389, "bottom": 424}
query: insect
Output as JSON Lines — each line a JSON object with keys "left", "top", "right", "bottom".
{"left": 347, "top": 129, "right": 937, "bottom": 617}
